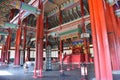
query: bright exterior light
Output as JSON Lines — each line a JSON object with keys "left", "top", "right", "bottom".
{"left": 0, "top": 71, "right": 13, "bottom": 76}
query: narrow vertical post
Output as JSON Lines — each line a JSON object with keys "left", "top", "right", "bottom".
{"left": 1, "top": 45, "right": 5, "bottom": 63}
{"left": 59, "top": 7, "right": 62, "bottom": 25}
{"left": 79, "top": 0, "right": 89, "bottom": 63}
{"left": 60, "top": 40, "right": 63, "bottom": 72}
{"left": 27, "top": 47, "right": 30, "bottom": 61}
{"left": 23, "top": 27, "right": 27, "bottom": 63}
{"left": 59, "top": 6, "right": 64, "bottom": 73}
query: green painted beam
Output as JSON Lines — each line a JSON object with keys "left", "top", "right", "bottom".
{"left": 0, "top": 32, "right": 8, "bottom": 35}
{"left": 59, "top": 28, "right": 82, "bottom": 36}
{"left": 21, "top": 2, "right": 40, "bottom": 14}
{"left": 4, "top": 22, "right": 18, "bottom": 28}
{"left": 12, "top": 1, "right": 40, "bottom": 15}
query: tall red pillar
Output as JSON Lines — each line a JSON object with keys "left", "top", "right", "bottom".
{"left": 79, "top": 0, "right": 90, "bottom": 63}
{"left": 111, "top": 15, "right": 120, "bottom": 70}
{"left": 14, "top": 28, "right": 22, "bottom": 66}
{"left": 60, "top": 40, "right": 63, "bottom": 59}
{"left": 58, "top": 6, "right": 64, "bottom": 67}
{"left": 88, "top": 0, "right": 113, "bottom": 80}
{"left": 5, "top": 29, "right": 11, "bottom": 64}
{"left": 88, "top": 0, "right": 100, "bottom": 79}
{"left": 110, "top": 4, "right": 120, "bottom": 70}
{"left": 14, "top": 0, "right": 23, "bottom": 66}
{"left": 104, "top": 3, "right": 120, "bottom": 70}
{"left": 60, "top": 39, "right": 63, "bottom": 72}
{"left": 34, "top": 0, "right": 44, "bottom": 78}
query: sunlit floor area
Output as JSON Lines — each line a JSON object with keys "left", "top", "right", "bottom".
{"left": 0, "top": 62, "right": 95, "bottom": 80}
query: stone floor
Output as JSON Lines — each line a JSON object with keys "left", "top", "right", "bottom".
{"left": 113, "top": 71, "right": 120, "bottom": 80}
{"left": 0, "top": 62, "right": 95, "bottom": 80}
{"left": 0, "top": 62, "right": 120, "bottom": 80}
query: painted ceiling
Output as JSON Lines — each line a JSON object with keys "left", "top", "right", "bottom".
{"left": 0, "top": 0, "right": 30, "bottom": 26}
{"left": 0, "top": 0, "right": 90, "bottom": 47}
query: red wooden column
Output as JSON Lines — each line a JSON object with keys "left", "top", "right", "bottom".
{"left": 21, "top": 0, "right": 25, "bottom": 63}
{"left": 5, "top": 29, "right": 11, "bottom": 64}
{"left": 88, "top": 0, "right": 113, "bottom": 80}
{"left": 79, "top": 0, "right": 90, "bottom": 63}
{"left": 26, "top": 47, "right": 30, "bottom": 61}
{"left": 14, "top": 28, "right": 22, "bottom": 66}
{"left": 60, "top": 39, "right": 63, "bottom": 72}
{"left": 23, "top": 27, "right": 27, "bottom": 63}
{"left": 110, "top": 4, "right": 120, "bottom": 70}
{"left": 1, "top": 45, "right": 5, "bottom": 62}
{"left": 59, "top": 7, "right": 64, "bottom": 72}
{"left": 113, "top": 2, "right": 120, "bottom": 59}
{"left": 34, "top": 0, "right": 44, "bottom": 78}
{"left": 14, "top": 0, "right": 23, "bottom": 66}
{"left": 88, "top": 0, "right": 100, "bottom": 79}
{"left": 104, "top": 3, "right": 120, "bottom": 70}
